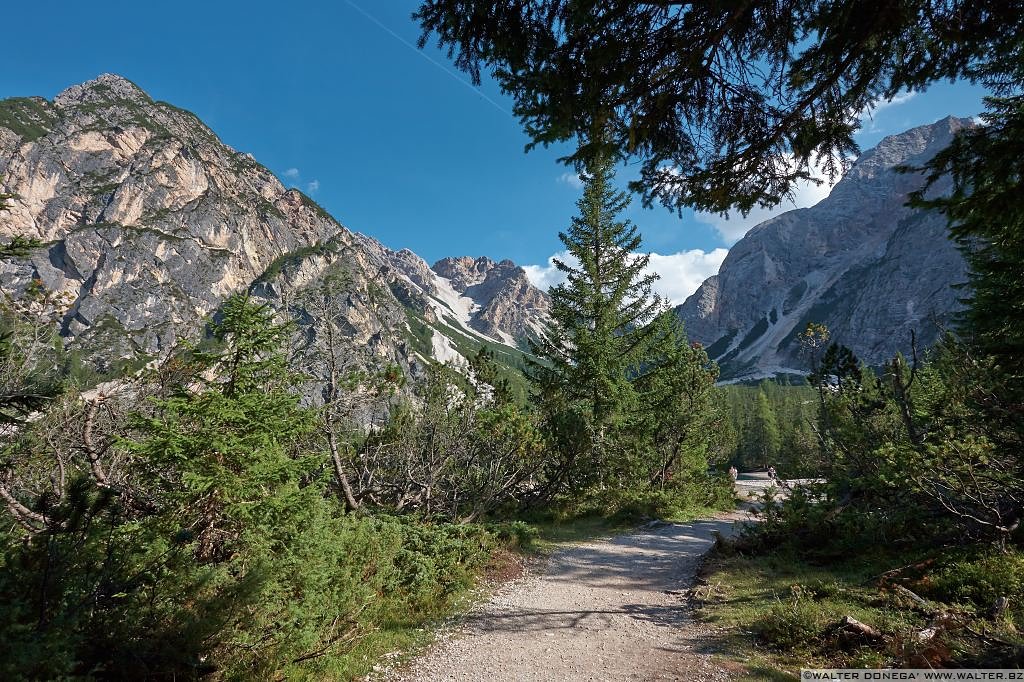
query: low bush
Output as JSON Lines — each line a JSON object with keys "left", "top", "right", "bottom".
{"left": 0, "top": 509, "right": 506, "bottom": 681}
{"left": 753, "top": 595, "right": 829, "bottom": 650}
{"left": 486, "top": 520, "right": 539, "bottom": 551}
{"left": 927, "top": 550, "right": 1024, "bottom": 620}
{"left": 567, "top": 475, "right": 734, "bottom": 523}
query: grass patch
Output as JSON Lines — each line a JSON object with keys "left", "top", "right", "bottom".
{"left": 525, "top": 513, "right": 639, "bottom": 552}
{"left": 696, "top": 549, "right": 923, "bottom": 674}
{"left": 254, "top": 242, "right": 335, "bottom": 283}
{"left": 402, "top": 307, "right": 436, "bottom": 358}
{"left": 695, "top": 543, "right": 1024, "bottom": 674}
{"left": 0, "top": 97, "right": 56, "bottom": 142}
{"left": 519, "top": 486, "right": 732, "bottom": 553}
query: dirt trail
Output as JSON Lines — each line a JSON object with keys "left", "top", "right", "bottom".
{"left": 391, "top": 509, "right": 749, "bottom": 682}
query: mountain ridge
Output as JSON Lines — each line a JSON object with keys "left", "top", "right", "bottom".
{"left": 0, "top": 74, "right": 546, "bottom": 393}
{"left": 0, "top": 74, "right": 967, "bottom": 389}
{"left": 676, "top": 115, "right": 971, "bottom": 381}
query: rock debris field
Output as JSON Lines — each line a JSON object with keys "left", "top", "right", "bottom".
{"left": 389, "top": 510, "right": 749, "bottom": 682}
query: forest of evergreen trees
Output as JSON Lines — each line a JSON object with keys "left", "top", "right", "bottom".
{"left": 717, "top": 382, "right": 820, "bottom": 477}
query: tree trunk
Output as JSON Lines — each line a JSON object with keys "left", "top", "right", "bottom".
{"left": 327, "top": 427, "right": 359, "bottom": 512}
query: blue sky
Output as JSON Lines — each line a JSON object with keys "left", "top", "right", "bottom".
{"left": 3, "top": 0, "right": 990, "bottom": 302}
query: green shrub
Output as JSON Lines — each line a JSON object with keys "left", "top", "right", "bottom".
{"left": 753, "top": 595, "right": 828, "bottom": 650}
{"left": 0, "top": 506, "right": 502, "bottom": 680}
{"left": 928, "top": 550, "right": 1024, "bottom": 616}
{"left": 0, "top": 298, "right": 508, "bottom": 680}
{"left": 568, "top": 475, "right": 733, "bottom": 523}
{"left": 487, "top": 521, "right": 539, "bottom": 551}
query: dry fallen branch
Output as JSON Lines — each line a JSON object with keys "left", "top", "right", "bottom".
{"left": 834, "top": 615, "right": 883, "bottom": 641}
{"left": 685, "top": 581, "right": 724, "bottom": 605}
{"left": 891, "top": 584, "right": 935, "bottom": 612}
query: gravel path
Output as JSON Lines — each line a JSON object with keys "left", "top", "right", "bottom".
{"left": 390, "top": 510, "right": 748, "bottom": 681}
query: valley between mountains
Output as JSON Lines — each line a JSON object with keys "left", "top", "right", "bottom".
{"left": 0, "top": 69, "right": 1012, "bottom": 682}
{"left": 0, "top": 74, "right": 967, "bottom": 388}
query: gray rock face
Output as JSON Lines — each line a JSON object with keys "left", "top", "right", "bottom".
{"left": 676, "top": 116, "right": 971, "bottom": 380}
{"left": 432, "top": 256, "right": 550, "bottom": 343}
{"left": 0, "top": 74, "right": 344, "bottom": 369}
{"left": 0, "top": 75, "right": 538, "bottom": 388}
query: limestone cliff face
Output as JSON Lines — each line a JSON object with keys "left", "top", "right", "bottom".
{"left": 0, "top": 75, "right": 537, "bottom": 388}
{"left": 675, "top": 117, "right": 971, "bottom": 380}
{"left": 432, "top": 256, "right": 550, "bottom": 343}
{"left": 0, "top": 74, "right": 350, "bottom": 369}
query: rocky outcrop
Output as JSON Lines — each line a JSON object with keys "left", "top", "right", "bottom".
{"left": 676, "top": 116, "right": 971, "bottom": 380}
{"left": 0, "top": 74, "right": 348, "bottom": 369}
{"left": 432, "top": 256, "right": 550, "bottom": 343}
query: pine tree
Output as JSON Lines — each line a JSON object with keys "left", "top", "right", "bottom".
{"left": 123, "top": 295, "right": 363, "bottom": 677}
{"left": 751, "top": 388, "right": 782, "bottom": 471}
{"left": 530, "top": 151, "right": 663, "bottom": 489}
{"left": 639, "top": 314, "right": 722, "bottom": 488}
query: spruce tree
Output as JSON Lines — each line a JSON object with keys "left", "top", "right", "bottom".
{"left": 530, "top": 151, "right": 662, "bottom": 489}
{"left": 417, "top": 0, "right": 1020, "bottom": 215}
{"left": 124, "top": 295, "right": 362, "bottom": 677}
{"left": 751, "top": 388, "right": 782, "bottom": 471}
{"left": 639, "top": 314, "right": 722, "bottom": 488}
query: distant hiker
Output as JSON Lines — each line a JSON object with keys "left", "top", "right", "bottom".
{"left": 767, "top": 466, "right": 777, "bottom": 482}
{"left": 728, "top": 466, "right": 738, "bottom": 482}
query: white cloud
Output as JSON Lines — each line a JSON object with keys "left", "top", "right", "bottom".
{"left": 862, "top": 91, "right": 916, "bottom": 116}
{"left": 859, "top": 91, "right": 917, "bottom": 132}
{"left": 281, "top": 168, "right": 320, "bottom": 194}
{"left": 695, "top": 156, "right": 838, "bottom": 243}
{"left": 523, "top": 251, "right": 573, "bottom": 292}
{"left": 645, "top": 249, "right": 729, "bottom": 304}
{"left": 557, "top": 171, "right": 584, "bottom": 189}
{"left": 524, "top": 247, "right": 728, "bottom": 305}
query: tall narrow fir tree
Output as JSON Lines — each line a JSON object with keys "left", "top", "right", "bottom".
{"left": 530, "top": 152, "right": 663, "bottom": 487}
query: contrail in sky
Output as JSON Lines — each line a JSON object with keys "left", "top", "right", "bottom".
{"left": 342, "top": 0, "right": 515, "bottom": 119}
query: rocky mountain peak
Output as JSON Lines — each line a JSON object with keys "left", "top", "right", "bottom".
{"left": 432, "top": 256, "right": 523, "bottom": 300}
{"left": 389, "top": 248, "right": 438, "bottom": 292}
{"left": 676, "top": 115, "right": 971, "bottom": 381}
{"left": 429, "top": 255, "right": 550, "bottom": 343}
{"left": 54, "top": 74, "right": 151, "bottom": 109}
{"left": 0, "top": 75, "right": 344, "bottom": 371}
{"left": 0, "top": 75, "right": 549, "bottom": 391}
{"left": 846, "top": 115, "right": 970, "bottom": 182}
{"left": 432, "top": 255, "right": 496, "bottom": 290}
